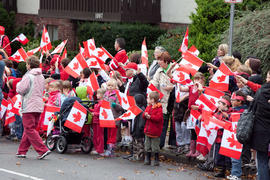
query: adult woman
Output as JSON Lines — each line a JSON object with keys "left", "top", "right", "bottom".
{"left": 245, "top": 57, "right": 263, "bottom": 85}
{"left": 148, "top": 46, "right": 166, "bottom": 80}
{"left": 16, "top": 55, "right": 50, "bottom": 160}
{"left": 151, "top": 51, "right": 175, "bottom": 149}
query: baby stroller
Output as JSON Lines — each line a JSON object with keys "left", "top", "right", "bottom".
{"left": 45, "top": 97, "right": 96, "bottom": 154}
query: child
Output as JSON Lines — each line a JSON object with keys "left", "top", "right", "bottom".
{"left": 103, "top": 79, "right": 124, "bottom": 156}
{"left": 227, "top": 90, "right": 247, "bottom": 180}
{"left": 79, "top": 68, "right": 91, "bottom": 87}
{"left": 62, "top": 80, "right": 76, "bottom": 98}
{"left": 90, "top": 88, "right": 106, "bottom": 155}
{"left": 47, "top": 80, "right": 63, "bottom": 107}
{"left": 143, "top": 91, "right": 163, "bottom": 166}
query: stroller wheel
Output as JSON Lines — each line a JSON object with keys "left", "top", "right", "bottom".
{"left": 46, "top": 134, "right": 56, "bottom": 151}
{"left": 56, "top": 136, "right": 68, "bottom": 154}
{"left": 80, "top": 137, "right": 93, "bottom": 154}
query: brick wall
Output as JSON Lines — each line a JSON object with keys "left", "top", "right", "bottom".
{"left": 15, "top": 13, "right": 77, "bottom": 51}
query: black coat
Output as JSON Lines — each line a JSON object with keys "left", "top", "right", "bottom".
{"left": 250, "top": 82, "right": 270, "bottom": 152}
{"left": 126, "top": 72, "right": 149, "bottom": 98}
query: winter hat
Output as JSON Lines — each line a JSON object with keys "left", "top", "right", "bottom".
{"left": 124, "top": 62, "right": 138, "bottom": 71}
{"left": 248, "top": 58, "right": 261, "bottom": 74}
{"left": 0, "top": 26, "right": 5, "bottom": 35}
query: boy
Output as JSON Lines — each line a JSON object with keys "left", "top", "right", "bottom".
{"left": 143, "top": 91, "right": 163, "bottom": 166}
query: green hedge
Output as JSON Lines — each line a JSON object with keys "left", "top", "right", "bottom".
{"left": 77, "top": 22, "right": 166, "bottom": 55}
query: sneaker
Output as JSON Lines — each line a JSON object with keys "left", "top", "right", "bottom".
{"left": 16, "top": 153, "right": 26, "bottom": 158}
{"left": 227, "top": 175, "right": 241, "bottom": 180}
{"left": 37, "top": 150, "right": 51, "bottom": 160}
{"left": 90, "top": 150, "right": 98, "bottom": 155}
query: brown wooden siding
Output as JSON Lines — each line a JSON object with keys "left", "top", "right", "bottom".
{"left": 39, "top": 0, "right": 160, "bottom": 23}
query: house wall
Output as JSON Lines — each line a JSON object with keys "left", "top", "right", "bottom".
{"left": 161, "top": 0, "right": 197, "bottom": 24}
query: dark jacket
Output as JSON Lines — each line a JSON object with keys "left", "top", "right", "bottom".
{"left": 126, "top": 72, "right": 149, "bottom": 98}
{"left": 143, "top": 103, "right": 163, "bottom": 137}
{"left": 251, "top": 83, "right": 270, "bottom": 152}
{"left": 248, "top": 74, "right": 263, "bottom": 85}
{"left": 173, "top": 97, "right": 189, "bottom": 122}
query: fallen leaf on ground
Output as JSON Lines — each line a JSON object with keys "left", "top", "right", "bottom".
{"left": 16, "top": 162, "right": 21, "bottom": 166}
{"left": 134, "top": 170, "right": 141, "bottom": 174}
{"left": 57, "top": 170, "right": 64, "bottom": 174}
{"left": 118, "top": 176, "right": 126, "bottom": 180}
{"left": 150, "top": 170, "right": 155, "bottom": 174}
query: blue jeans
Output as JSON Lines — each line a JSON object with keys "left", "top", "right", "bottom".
{"left": 231, "top": 157, "right": 242, "bottom": 177}
{"left": 257, "top": 150, "right": 270, "bottom": 180}
{"left": 15, "top": 115, "right": 23, "bottom": 139}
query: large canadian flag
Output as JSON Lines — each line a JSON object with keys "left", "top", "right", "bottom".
{"left": 10, "top": 94, "right": 22, "bottom": 116}
{"left": 83, "top": 38, "right": 96, "bottom": 58}
{"left": 209, "top": 63, "right": 234, "bottom": 92}
{"left": 109, "top": 58, "right": 119, "bottom": 71}
{"left": 219, "top": 113, "right": 243, "bottom": 160}
{"left": 92, "top": 47, "right": 113, "bottom": 63}
{"left": 5, "top": 99, "right": 16, "bottom": 126}
{"left": 64, "top": 101, "right": 87, "bottom": 133}
{"left": 9, "top": 48, "right": 28, "bottom": 63}
{"left": 116, "top": 105, "right": 142, "bottom": 121}
{"left": 115, "top": 90, "right": 136, "bottom": 110}
{"left": 86, "top": 56, "right": 106, "bottom": 70}
{"left": 204, "top": 87, "right": 225, "bottom": 106}
{"left": 180, "top": 51, "right": 203, "bottom": 76}
{"left": 43, "top": 105, "right": 61, "bottom": 131}
{"left": 171, "top": 66, "right": 191, "bottom": 84}
{"left": 27, "top": 47, "right": 41, "bottom": 56}
{"left": 195, "top": 94, "right": 217, "bottom": 112}
{"left": 86, "top": 72, "right": 100, "bottom": 96}
{"left": 64, "top": 53, "right": 88, "bottom": 78}
{"left": 51, "top": 40, "right": 67, "bottom": 54}
{"left": 179, "top": 27, "right": 188, "bottom": 53}
{"left": 141, "top": 38, "right": 148, "bottom": 68}
{"left": 188, "top": 45, "right": 199, "bottom": 56}
{"left": 99, "top": 100, "right": 115, "bottom": 128}
{"left": 40, "top": 26, "right": 52, "bottom": 51}
{"left": 147, "top": 83, "right": 164, "bottom": 100}
{"left": 0, "top": 98, "right": 8, "bottom": 119}
{"left": 12, "top": 33, "right": 29, "bottom": 45}
{"left": 60, "top": 48, "right": 67, "bottom": 61}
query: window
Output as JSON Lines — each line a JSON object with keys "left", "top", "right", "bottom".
{"left": 47, "top": 25, "right": 58, "bottom": 41}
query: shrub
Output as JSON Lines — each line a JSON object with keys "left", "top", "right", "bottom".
{"left": 77, "top": 22, "right": 166, "bottom": 55}
{"left": 153, "top": 27, "right": 186, "bottom": 61}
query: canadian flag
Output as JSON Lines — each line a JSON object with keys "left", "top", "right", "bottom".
{"left": 10, "top": 94, "right": 22, "bottom": 116}
{"left": 40, "top": 26, "right": 52, "bottom": 51}
{"left": 109, "top": 58, "right": 119, "bottom": 71}
{"left": 86, "top": 56, "right": 106, "bottom": 70}
{"left": 115, "top": 90, "right": 136, "bottom": 110}
{"left": 60, "top": 48, "right": 67, "bottom": 61}
{"left": 179, "top": 27, "right": 188, "bottom": 53}
{"left": 64, "top": 101, "right": 87, "bottom": 133}
{"left": 186, "top": 109, "right": 201, "bottom": 130}
{"left": 92, "top": 47, "right": 113, "bottom": 63}
{"left": 147, "top": 83, "right": 164, "bottom": 100}
{"left": 209, "top": 63, "right": 234, "bottom": 92}
{"left": 219, "top": 113, "right": 243, "bottom": 160}
{"left": 204, "top": 87, "right": 225, "bottom": 106}
{"left": 141, "top": 38, "right": 148, "bottom": 68}
{"left": 83, "top": 38, "right": 96, "bottom": 58}
{"left": 195, "top": 94, "right": 217, "bottom": 112}
{"left": 116, "top": 105, "right": 142, "bottom": 121}
{"left": 43, "top": 105, "right": 61, "bottom": 131}
{"left": 80, "top": 47, "right": 88, "bottom": 59}
{"left": 5, "top": 99, "right": 16, "bottom": 126}
{"left": 0, "top": 98, "right": 8, "bottom": 119}
{"left": 64, "top": 53, "right": 88, "bottom": 78}
{"left": 99, "top": 100, "right": 115, "bottom": 128}
{"left": 9, "top": 48, "right": 28, "bottom": 63}
{"left": 197, "top": 111, "right": 226, "bottom": 156}
{"left": 27, "top": 47, "right": 41, "bottom": 56}
{"left": 13, "top": 33, "right": 29, "bottom": 45}
{"left": 175, "top": 83, "right": 190, "bottom": 103}
{"left": 188, "top": 45, "right": 199, "bottom": 56}
{"left": 51, "top": 40, "right": 67, "bottom": 54}
{"left": 180, "top": 51, "right": 203, "bottom": 76}
{"left": 99, "top": 69, "right": 110, "bottom": 82}
{"left": 171, "top": 66, "right": 191, "bottom": 84}
{"left": 86, "top": 72, "right": 100, "bottom": 96}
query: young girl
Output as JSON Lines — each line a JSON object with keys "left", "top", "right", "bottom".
{"left": 47, "top": 80, "right": 63, "bottom": 107}
{"left": 62, "top": 80, "right": 76, "bottom": 98}
{"left": 103, "top": 79, "right": 124, "bottom": 156}
{"left": 90, "top": 88, "right": 106, "bottom": 155}
{"left": 143, "top": 91, "right": 163, "bottom": 166}
{"left": 79, "top": 68, "right": 91, "bottom": 87}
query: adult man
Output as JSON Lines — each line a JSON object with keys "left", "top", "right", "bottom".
{"left": 0, "top": 26, "right": 11, "bottom": 56}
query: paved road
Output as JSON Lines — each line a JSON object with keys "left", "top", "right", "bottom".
{"left": 0, "top": 138, "right": 210, "bottom": 180}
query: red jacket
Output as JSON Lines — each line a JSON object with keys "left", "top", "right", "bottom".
{"left": 247, "top": 80, "right": 261, "bottom": 92}
{"left": 143, "top": 103, "right": 163, "bottom": 137}
{"left": 0, "top": 35, "right": 11, "bottom": 56}
{"left": 114, "top": 49, "right": 128, "bottom": 64}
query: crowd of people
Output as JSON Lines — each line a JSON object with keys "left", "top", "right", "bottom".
{"left": 0, "top": 26, "right": 269, "bottom": 180}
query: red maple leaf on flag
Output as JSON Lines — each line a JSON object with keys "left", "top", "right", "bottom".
{"left": 97, "top": 50, "right": 104, "bottom": 57}
{"left": 101, "top": 110, "right": 108, "bottom": 119}
{"left": 89, "top": 44, "right": 95, "bottom": 51}
{"left": 89, "top": 61, "right": 97, "bottom": 66}
{"left": 227, "top": 134, "right": 242, "bottom": 149}
{"left": 122, "top": 98, "right": 128, "bottom": 104}
{"left": 177, "top": 72, "right": 185, "bottom": 81}
{"left": 45, "top": 37, "right": 49, "bottom": 43}
{"left": 210, "top": 98, "right": 216, "bottom": 104}
{"left": 73, "top": 62, "right": 79, "bottom": 70}
{"left": 14, "top": 55, "right": 21, "bottom": 60}
{"left": 217, "top": 75, "right": 226, "bottom": 82}
{"left": 18, "top": 102, "right": 22, "bottom": 109}
{"left": 122, "top": 112, "right": 131, "bottom": 118}
{"left": 72, "top": 111, "right": 82, "bottom": 122}
{"left": 144, "top": 51, "right": 148, "bottom": 58}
